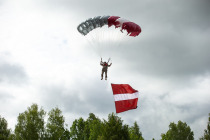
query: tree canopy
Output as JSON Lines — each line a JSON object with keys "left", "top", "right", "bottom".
{"left": 1, "top": 103, "right": 210, "bottom": 140}
{"left": 200, "top": 113, "right": 210, "bottom": 140}
{"left": 46, "top": 107, "right": 70, "bottom": 139}
{"left": 14, "top": 104, "right": 46, "bottom": 140}
{"left": 0, "top": 115, "right": 11, "bottom": 140}
{"left": 161, "top": 120, "right": 194, "bottom": 140}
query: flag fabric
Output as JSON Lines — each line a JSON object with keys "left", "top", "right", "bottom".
{"left": 111, "top": 84, "right": 139, "bottom": 113}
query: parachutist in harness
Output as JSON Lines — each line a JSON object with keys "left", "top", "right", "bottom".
{"left": 100, "top": 58, "right": 112, "bottom": 80}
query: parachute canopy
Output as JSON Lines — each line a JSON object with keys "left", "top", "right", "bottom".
{"left": 77, "top": 16, "right": 141, "bottom": 37}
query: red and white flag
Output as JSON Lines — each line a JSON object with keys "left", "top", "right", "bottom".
{"left": 111, "top": 84, "right": 139, "bottom": 113}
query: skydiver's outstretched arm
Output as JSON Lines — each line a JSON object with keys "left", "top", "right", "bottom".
{"left": 100, "top": 58, "right": 104, "bottom": 66}
{"left": 108, "top": 63, "right": 112, "bottom": 67}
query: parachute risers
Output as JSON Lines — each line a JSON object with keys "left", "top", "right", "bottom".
{"left": 77, "top": 16, "right": 141, "bottom": 37}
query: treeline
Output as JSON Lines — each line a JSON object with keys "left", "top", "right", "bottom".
{"left": 0, "top": 104, "right": 210, "bottom": 140}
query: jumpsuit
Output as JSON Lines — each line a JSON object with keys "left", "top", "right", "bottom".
{"left": 100, "top": 62, "right": 112, "bottom": 80}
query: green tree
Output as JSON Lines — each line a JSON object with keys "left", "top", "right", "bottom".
{"left": 14, "top": 104, "right": 46, "bottom": 140}
{"left": 129, "top": 121, "right": 144, "bottom": 140}
{"left": 69, "top": 113, "right": 103, "bottom": 140}
{"left": 161, "top": 120, "right": 194, "bottom": 140}
{"left": 46, "top": 107, "right": 70, "bottom": 140}
{"left": 101, "top": 113, "right": 130, "bottom": 140}
{"left": 200, "top": 113, "right": 210, "bottom": 140}
{"left": 70, "top": 117, "right": 86, "bottom": 140}
{"left": 0, "top": 115, "right": 11, "bottom": 140}
{"left": 8, "top": 134, "right": 16, "bottom": 140}
{"left": 86, "top": 113, "right": 102, "bottom": 140}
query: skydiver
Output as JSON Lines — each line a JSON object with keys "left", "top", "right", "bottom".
{"left": 100, "top": 58, "right": 112, "bottom": 80}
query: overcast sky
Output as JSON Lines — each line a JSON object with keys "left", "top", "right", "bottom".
{"left": 0, "top": 0, "right": 210, "bottom": 139}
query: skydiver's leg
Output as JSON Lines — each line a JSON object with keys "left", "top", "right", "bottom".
{"left": 101, "top": 71, "right": 104, "bottom": 80}
{"left": 105, "top": 71, "right": 107, "bottom": 80}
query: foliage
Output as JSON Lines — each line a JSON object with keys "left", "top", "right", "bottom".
{"left": 3, "top": 104, "right": 210, "bottom": 140}
{"left": 161, "top": 120, "right": 194, "bottom": 140}
{"left": 200, "top": 113, "right": 210, "bottom": 140}
{"left": 46, "top": 107, "right": 70, "bottom": 140}
{"left": 1, "top": 104, "right": 146, "bottom": 140}
{"left": 69, "top": 112, "right": 144, "bottom": 140}
{"left": 86, "top": 113, "right": 102, "bottom": 140}
{"left": 101, "top": 113, "right": 130, "bottom": 140}
{"left": 14, "top": 104, "right": 46, "bottom": 140}
{"left": 129, "top": 121, "right": 144, "bottom": 140}
{"left": 70, "top": 117, "right": 86, "bottom": 140}
{"left": 0, "top": 115, "right": 11, "bottom": 140}
{"left": 70, "top": 113, "right": 102, "bottom": 140}
{"left": 69, "top": 113, "right": 104, "bottom": 140}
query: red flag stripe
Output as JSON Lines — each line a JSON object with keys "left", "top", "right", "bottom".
{"left": 113, "top": 92, "right": 139, "bottom": 101}
{"left": 115, "top": 98, "right": 138, "bottom": 113}
{"left": 111, "top": 84, "right": 138, "bottom": 95}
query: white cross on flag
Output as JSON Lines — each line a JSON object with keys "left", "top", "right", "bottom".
{"left": 111, "top": 84, "right": 139, "bottom": 113}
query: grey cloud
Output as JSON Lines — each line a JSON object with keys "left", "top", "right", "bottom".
{"left": 0, "top": 91, "right": 14, "bottom": 102}
{"left": 42, "top": 0, "right": 210, "bottom": 28}
{"left": 0, "top": 63, "right": 28, "bottom": 84}
{"left": 111, "top": 18, "right": 210, "bottom": 80}
{"left": 40, "top": 79, "right": 115, "bottom": 115}
{"left": 0, "top": 91, "right": 14, "bottom": 115}
{"left": 177, "top": 103, "right": 210, "bottom": 124}
{"left": 0, "top": 0, "right": 4, "bottom": 5}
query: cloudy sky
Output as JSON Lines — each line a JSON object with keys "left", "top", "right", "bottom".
{"left": 0, "top": 0, "right": 210, "bottom": 139}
